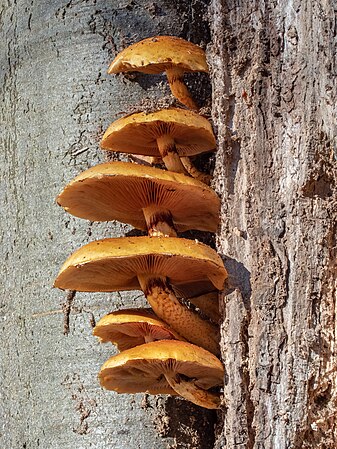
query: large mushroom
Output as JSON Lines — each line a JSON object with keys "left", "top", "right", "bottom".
{"left": 93, "top": 308, "right": 184, "bottom": 351}
{"left": 99, "top": 340, "right": 224, "bottom": 409}
{"left": 56, "top": 161, "right": 220, "bottom": 237}
{"left": 108, "top": 36, "right": 208, "bottom": 110}
{"left": 100, "top": 108, "right": 216, "bottom": 175}
{"left": 54, "top": 236, "right": 227, "bottom": 355}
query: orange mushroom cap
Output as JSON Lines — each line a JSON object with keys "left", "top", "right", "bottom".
{"left": 100, "top": 108, "right": 216, "bottom": 158}
{"left": 54, "top": 236, "right": 227, "bottom": 297}
{"left": 54, "top": 237, "right": 225, "bottom": 355}
{"left": 108, "top": 36, "right": 208, "bottom": 75}
{"left": 56, "top": 161, "right": 219, "bottom": 233}
{"left": 99, "top": 340, "right": 223, "bottom": 396}
{"left": 93, "top": 308, "right": 183, "bottom": 351}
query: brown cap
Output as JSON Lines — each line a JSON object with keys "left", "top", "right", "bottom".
{"left": 93, "top": 308, "right": 183, "bottom": 351}
{"left": 54, "top": 236, "right": 227, "bottom": 297}
{"left": 100, "top": 108, "right": 216, "bottom": 158}
{"left": 108, "top": 36, "right": 208, "bottom": 75}
{"left": 56, "top": 161, "right": 219, "bottom": 232}
{"left": 99, "top": 340, "right": 223, "bottom": 397}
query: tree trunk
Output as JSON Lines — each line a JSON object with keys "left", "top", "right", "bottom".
{"left": 1, "top": 1, "right": 335, "bottom": 449}
{"left": 209, "top": 1, "right": 336, "bottom": 448}
{"left": 1, "top": 1, "right": 214, "bottom": 448}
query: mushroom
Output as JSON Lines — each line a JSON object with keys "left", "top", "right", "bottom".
{"left": 180, "top": 156, "right": 212, "bottom": 185}
{"left": 56, "top": 161, "right": 220, "bottom": 237}
{"left": 93, "top": 308, "right": 184, "bottom": 351}
{"left": 99, "top": 340, "right": 224, "bottom": 409}
{"left": 130, "top": 154, "right": 212, "bottom": 185}
{"left": 54, "top": 236, "right": 228, "bottom": 355}
{"left": 108, "top": 36, "right": 208, "bottom": 110}
{"left": 188, "top": 291, "right": 221, "bottom": 323}
{"left": 100, "top": 108, "right": 216, "bottom": 175}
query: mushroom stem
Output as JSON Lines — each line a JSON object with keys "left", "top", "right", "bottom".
{"left": 156, "top": 134, "right": 189, "bottom": 175}
{"left": 166, "top": 67, "right": 199, "bottom": 110}
{"left": 138, "top": 275, "right": 220, "bottom": 356}
{"left": 188, "top": 291, "right": 221, "bottom": 323}
{"left": 142, "top": 206, "right": 177, "bottom": 237}
{"left": 180, "top": 157, "right": 212, "bottom": 185}
{"left": 144, "top": 335, "right": 156, "bottom": 343}
{"left": 164, "top": 372, "right": 222, "bottom": 409}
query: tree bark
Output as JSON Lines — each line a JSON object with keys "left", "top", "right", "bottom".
{"left": 1, "top": 1, "right": 214, "bottom": 448}
{"left": 209, "top": 1, "right": 336, "bottom": 448}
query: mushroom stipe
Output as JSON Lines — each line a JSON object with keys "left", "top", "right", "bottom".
{"left": 138, "top": 275, "right": 220, "bottom": 355}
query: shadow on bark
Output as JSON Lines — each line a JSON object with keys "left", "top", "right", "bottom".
{"left": 154, "top": 396, "right": 217, "bottom": 449}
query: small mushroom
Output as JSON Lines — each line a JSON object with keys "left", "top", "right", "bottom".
{"left": 188, "top": 291, "right": 221, "bottom": 323}
{"left": 180, "top": 156, "right": 212, "bottom": 185}
{"left": 56, "top": 161, "right": 220, "bottom": 237}
{"left": 99, "top": 340, "right": 224, "bottom": 409}
{"left": 100, "top": 108, "right": 216, "bottom": 175}
{"left": 130, "top": 154, "right": 212, "bottom": 185}
{"left": 54, "top": 236, "right": 227, "bottom": 355}
{"left": 108, "top": 36, "right": 208, "bottom": 110}
{"left": 93, "top": 308, "right": 183, "bottom": 351}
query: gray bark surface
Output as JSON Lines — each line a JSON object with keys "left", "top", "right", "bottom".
{"left": 209, "top": 1, "right": 336, "bottom": 448}
{"left": 1, "top": 1, "right": 215, "bottom": 448}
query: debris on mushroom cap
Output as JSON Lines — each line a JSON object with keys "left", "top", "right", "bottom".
{"left": 99, "top": 340, "right": 224, "bottom": 409}
{"left": 100, "top": 108, "right": 216, "bottom": 158}
{"left": 56, "top": 161, "right": 220, "bottom": 232}
{"left": 53, "top": 236, "right": 227, "bottom": 296}
{"left": 108, "top": 36, "right": 208, "bottom": 75}
{"left": 93, "top": 308, "right": 184, "bottom": 351}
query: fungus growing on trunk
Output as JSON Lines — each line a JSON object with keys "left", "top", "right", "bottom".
{"left": 99, "top": 340, "right": 224, "bottom": 409}
{"left": 54, "top": 236, "right": 227, "bottom": 355}
{"left": 188, "top": 291, "right": 221, "bottom": 323}
{"left": 100, "top": 108, "right": 216, "bottom": 175}
{"left": 93, "top": 308, "right": 183, "bottom": 351}
{"left": 56, "top": 161, "right": 219, "bottom": 237}
{"left": 108, "top": 36, "right": 208, "bottom": 110}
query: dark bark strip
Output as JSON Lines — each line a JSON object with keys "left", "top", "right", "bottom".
{"left": 62, "top": 290, "right": 76, "bottom": 335}
{"left": 209, "top": 0, "right": 336, "bottom": 448}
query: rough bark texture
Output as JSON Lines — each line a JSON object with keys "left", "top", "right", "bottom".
{"left": 1, "top": 1, "right": 215, "bottom": 448}
{"left": 209, "top": 1, "right": 336, "bottom": 448}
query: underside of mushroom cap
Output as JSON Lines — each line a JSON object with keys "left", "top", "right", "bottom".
{"left": 56, "top": 161, "right": 219, "bottom": 232}
{"left": 54, "top": 236, "right": 227, "bottom": 296}
{"left": 99, "top": 340, "right": 223, "bottom": 395}
{"left": 100, "top": 108, "right": 216, "bottom": 157}
{"left": 93, "top": 308, "right": 183, "bottom": 350}
{"left": 108, "top": 36, "right": 208, "bottom": 75}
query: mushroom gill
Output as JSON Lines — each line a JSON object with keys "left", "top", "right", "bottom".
{"left": 54, "top": 236, "right": 227, "bottom": 355}
{"left": 99, "top": 340, "right": 224, "bottom": 409}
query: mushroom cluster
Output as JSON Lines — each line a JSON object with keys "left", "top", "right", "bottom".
{"left": 55, "top": 36, "right": 226, "bottom": 410}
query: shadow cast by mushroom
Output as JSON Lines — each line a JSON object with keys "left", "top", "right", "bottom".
{"left": 219, "top": 254, "right": 252, "bottom": 304}
{"left": 155, "top": 396, "right": 217, "bottom": 449}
